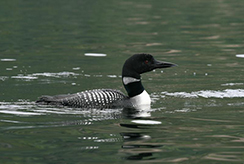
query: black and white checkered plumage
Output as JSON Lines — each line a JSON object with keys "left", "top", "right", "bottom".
{"left": 36, "top": 89, "right": 128, "bottom": 108}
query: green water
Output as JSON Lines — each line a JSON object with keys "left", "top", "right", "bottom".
{"left": 0, "top": 0, "right": 244, "bottom": 163}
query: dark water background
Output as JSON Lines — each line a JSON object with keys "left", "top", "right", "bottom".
{"left": 0, "top": 0, "right": 244, "bottom": 163}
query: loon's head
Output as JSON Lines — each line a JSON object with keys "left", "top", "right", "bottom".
{"left": 122, "top": 53, "right": 176, "bottom": 97}
{"left": 122, "top": 53, "right": 176, "bottom": 79}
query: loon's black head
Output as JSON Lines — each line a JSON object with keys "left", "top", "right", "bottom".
{"left": 122, "top": 53, "right": 176, "bottom": 79}
{"left": 122, "top": 54, "right": 176, "bottom": 97}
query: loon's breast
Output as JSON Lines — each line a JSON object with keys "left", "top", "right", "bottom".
{"left": 129, "top": 90, "right": 151, "bottom": 109}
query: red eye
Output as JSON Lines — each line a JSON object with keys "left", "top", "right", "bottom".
{"left": 145, "top": 60, "right": 149, "bottom": 64}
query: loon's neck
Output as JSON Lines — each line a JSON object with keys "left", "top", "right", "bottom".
{"left": 122, "top": 77, "right": 144, "bottom": 97}
{"left": 122, "top": 76, "right": 151, "bottom": 111}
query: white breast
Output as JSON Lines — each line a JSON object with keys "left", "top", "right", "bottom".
{"left": 129, "top": 90, "right": 151, "bottom": 110}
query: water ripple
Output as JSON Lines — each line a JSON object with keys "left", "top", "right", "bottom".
{"left": 161, "top": 89, "right": 244, "bottom": 98}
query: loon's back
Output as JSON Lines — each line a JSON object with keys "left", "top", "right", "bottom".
{"left": 36, "top": 89, "right": 128, "bottom": 108}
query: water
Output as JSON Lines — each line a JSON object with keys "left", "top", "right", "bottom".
{"left": 0, "top": 0, "right": 244, "bottom": 163}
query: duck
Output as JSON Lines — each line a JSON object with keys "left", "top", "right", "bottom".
{"left": 36, "top": 53, "right": 176, "bottom": 109}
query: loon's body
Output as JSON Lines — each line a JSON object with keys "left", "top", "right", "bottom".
{"left": 36, "top": 54, "right": 176, "bottom": 109}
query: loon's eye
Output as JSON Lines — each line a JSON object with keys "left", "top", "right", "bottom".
{"left": 145, "top": 60, "right": 149, "bottom": 64}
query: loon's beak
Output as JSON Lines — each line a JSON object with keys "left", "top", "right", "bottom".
{"left": 153, "top": 59, "right": 177, "bottom": 69}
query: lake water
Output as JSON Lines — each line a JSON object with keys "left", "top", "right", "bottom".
{"left": 0, "top": 0, "right": 244, "bottom": 163}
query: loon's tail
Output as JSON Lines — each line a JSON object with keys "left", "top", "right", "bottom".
{"left": 36, "top": 95, "right": 60, "bottom": 105}
{"left": 36, "top": 93, "right": 74, "bottom": 105}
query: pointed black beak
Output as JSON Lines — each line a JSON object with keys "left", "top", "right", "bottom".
{"left": 153, "top": 59, "right": 177, "bottom": 69}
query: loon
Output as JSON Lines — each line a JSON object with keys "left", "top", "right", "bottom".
{"left": 36, "top": 54, "right": 176, "bottom": 109}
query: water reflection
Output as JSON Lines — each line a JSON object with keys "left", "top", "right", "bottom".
{"left": 120, "top": 124, "right": 162, "bottom": 161}
{"left": 120, "top": 105, "right": 163, "bottom": 161}
{"left": 122, "top": 106, "right": 151, "bottom": 119}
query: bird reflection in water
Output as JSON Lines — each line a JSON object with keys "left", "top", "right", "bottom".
{"left": 120, "top": 105, "right": 163, "bottom": 161}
